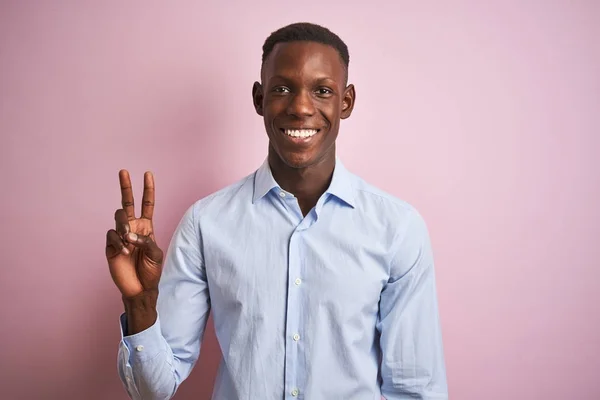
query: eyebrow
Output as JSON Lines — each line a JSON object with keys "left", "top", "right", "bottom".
{"left": 269, "top": 75, "right": 338, "bottom": 85}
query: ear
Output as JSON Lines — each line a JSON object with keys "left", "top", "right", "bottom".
{"left": 252, "top": 81, "right": 264, "bottom": 116}
{"left": 340, "top": 84, "right": 356, "bottom": 119}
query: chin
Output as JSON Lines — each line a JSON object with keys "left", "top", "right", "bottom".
{"left": 278, "top": 151, "right": 316, "bottom": 169}
{"left": 267, "top": 126, "right": 335, "bottom": 169}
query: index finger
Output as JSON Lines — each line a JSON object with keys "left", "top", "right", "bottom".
{"left": 119, "top": 170, "right": 135, "bottom": 220}
{"left": 141, "top": 171, "right": 155, "bottom": 220}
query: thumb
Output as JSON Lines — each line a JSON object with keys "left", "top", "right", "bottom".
{"left": 125, "top": 232, "right": 164, "bottom": 264}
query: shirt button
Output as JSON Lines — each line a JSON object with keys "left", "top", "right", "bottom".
{"left": 135, "top": 345, "right": 144, "bottom": 352}
{"left": 293, "top": 333, "right": 300, "bottom": 341}
{"left": 279, "top": 191, "right": 286, "bottom": 198}
{"left": 291, "top": 388, "right": 299, "bottom": 397}
{"left": 294, "top": 278, "right": 302, "bottom": 286}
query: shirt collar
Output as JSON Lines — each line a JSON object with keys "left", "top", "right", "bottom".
{"left": 324, "top": 158, "right": 355, "bottom": 208}
{"left": 252, "top": 157, "right": 356, "bottom": 209}
{"left": 252, "top": 158, "right": 280, "bottom": 203}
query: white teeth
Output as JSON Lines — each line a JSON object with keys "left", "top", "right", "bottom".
{"left": 284, "top": 129, "right": 318, "bottom": 138}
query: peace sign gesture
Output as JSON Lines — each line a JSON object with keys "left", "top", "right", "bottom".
{"left": 105, "top": 170, "right": 164, "bottom": 300}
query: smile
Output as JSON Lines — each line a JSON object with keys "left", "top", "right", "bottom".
{"left": 281, "top": 128, "right": 319, "bottom": 138}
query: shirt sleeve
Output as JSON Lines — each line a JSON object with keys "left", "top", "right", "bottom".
{"left": 377, "top": 209, "right": 448, "bottom": 399}
{"left": 117, "top": 204, "right": 211, "bottom": 400}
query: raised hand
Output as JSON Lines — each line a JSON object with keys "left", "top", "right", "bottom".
{"left": 105, "top": 170, "right": 164, "bottom": 300}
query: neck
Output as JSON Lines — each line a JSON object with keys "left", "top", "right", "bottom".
{"left": 268, "top": 145, "right": 336, "bottom": 215}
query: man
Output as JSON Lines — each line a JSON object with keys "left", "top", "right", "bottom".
{"left": 106, "top": 22, "right": 448, "bottom": 400}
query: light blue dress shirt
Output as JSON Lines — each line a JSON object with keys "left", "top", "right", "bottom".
{"left": 117, "top": 158, "right": 448, "bottom": 400}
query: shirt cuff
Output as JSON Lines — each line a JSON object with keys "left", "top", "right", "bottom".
{"left": 119, "top": 312, "right": 166, "bottom": 362}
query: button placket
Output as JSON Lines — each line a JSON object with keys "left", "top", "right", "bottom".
{"left": 284, "top": 230, "right": 302, "bottom": 398}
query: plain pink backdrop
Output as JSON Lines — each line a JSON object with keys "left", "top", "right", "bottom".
{"left": 1, "top": 1, "right": 599, "bottom": 399}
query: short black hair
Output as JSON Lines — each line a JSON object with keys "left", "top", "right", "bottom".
{"left": 261, "top": 22, "right": 349, "bottom": 78}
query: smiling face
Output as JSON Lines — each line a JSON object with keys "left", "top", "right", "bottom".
{"left": 253, "top": 41, "right": 355, "bottom": 169}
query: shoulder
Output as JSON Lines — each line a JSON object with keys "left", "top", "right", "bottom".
{"left": 348, "top": 173, "right": 433, "bottom": 277}
{"left": 182, "top": 172, "right": 256, "bottom": 224}
{"left": 350, "top": 172, "right": 427, "bottom": 231}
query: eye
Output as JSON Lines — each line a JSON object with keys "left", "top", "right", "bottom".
{"left": 315, "top": 87, "right": 333, "bottom": 96}
{"left": 272, "top": 86, "right": 291, "bottom": 94}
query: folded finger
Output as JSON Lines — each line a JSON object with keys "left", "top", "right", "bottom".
{"left": 114, "top": 209, "right": 130, "bottom": 237}
{"left": 106, "top": 229, "right": 129, "bottom": 257}
{"left": 125, "top": 232, "right": 163, "bottom": 264}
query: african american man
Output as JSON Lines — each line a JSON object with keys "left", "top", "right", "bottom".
{"left": 106, "top": 22, "right": 448, "bottom": 400}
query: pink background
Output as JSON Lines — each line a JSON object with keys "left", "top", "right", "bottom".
{"left": 1, "top": 1, "right": 599, "bottom": 399}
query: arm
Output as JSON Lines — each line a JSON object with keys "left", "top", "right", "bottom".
{"left": 378, "top": 210, "right": 448, "bottom": 400}
{"left": 117, "top": 205, "right": 211, "bottom": 400}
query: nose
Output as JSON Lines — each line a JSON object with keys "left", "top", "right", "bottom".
{"left": 286, "top": 89, "right": 315, "bottom": 117}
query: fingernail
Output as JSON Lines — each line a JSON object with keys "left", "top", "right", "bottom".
{"left": 127, "top": 232, "right": 138, "bottom": 242}
{"left": 122, "top": 247, "right": 130, "bottom": 255}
